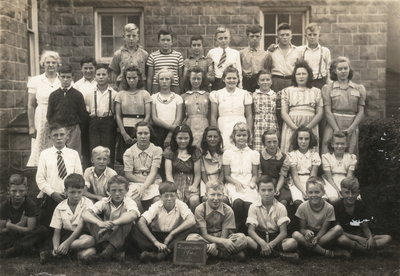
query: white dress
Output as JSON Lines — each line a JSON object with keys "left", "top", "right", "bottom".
{"left": 27, "top": 74, "right": 60, "bottom": 167}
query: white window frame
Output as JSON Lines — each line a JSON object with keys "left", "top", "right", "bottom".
{"left": 94, "top": 8, "right": 144, "bottom": 64}
{"left": 27, "top": 0, "right": 39, "bottom": 76}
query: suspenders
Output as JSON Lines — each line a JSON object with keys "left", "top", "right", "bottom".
{"left": 94, "top": 89, "right": 113, "bottom": 117}
{"left": 302, "top": 46, "right": 324, "bottom": 79}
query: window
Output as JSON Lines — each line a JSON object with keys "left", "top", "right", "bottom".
{"left": 261, "top": 7, "right": 309, "bottom": 49}
{"left": 95, "top": 8, "right": 144, "bottom": 63}
{"left": 27, "top": 0, "right": 39, "bottom": 76}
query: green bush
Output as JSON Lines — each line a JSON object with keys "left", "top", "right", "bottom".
{"left": 356, "top": 118, "right": 400, "bottom": 238}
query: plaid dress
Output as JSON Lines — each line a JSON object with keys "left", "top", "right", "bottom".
{"left": 252, "top": 89, "right": 278, "bottom": 152}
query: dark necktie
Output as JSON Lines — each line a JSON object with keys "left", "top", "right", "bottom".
{"left": 57, "top": 151, "right": 67, "bottom": 179}
{"left": 217, "top": 49, "right": 226, "bottom": 68}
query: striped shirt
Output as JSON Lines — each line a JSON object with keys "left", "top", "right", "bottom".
{"left": 146, "top": 50, "right": 184, "bottom": 86}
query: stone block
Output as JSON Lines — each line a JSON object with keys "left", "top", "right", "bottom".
{"left": 210, "top": 16, "right": 231, "bottom": 25}
{"left": 191, "top": 7, "right": 203, "bottom": 15}
{"left": 0, "top": 109, "right": 12, "bottom": 128}
{"left": 361, "top": 69, "right": 379, "bottom": 81}
{"left": 352, "top": 70, "right": 361, "bottom": 82}
{"left": 369, "top": 34, "right": 386, "bottom": 45}
{"left": 83, "top": 37, "right": 94, "bottom": 46}
{"left": 0, "top": 61, "right": 14, "bottom": 80}
{"left": 231, "top": 15, "right": 253, "bottom": 24}
{"left": 360, "top": 46, "right": 377, "bottom": 60}
{"left": 180, "top": 16, "right": 199, "bottom": 25}
{"left": 14, "top": 91, "right": 26, "bottom": 108}
{"left": 10, "top": 152, "right": 23, "bottom": 169}
{"left": 319, "top": 23, "right": 331, "bottom": 33}
{"left": 0, "top": 80, "right": 13, "bottom": 90}
{"left": 177, "top": 35, "right": 190, "bottom": 48}
{"left": 358, "top": 24, "right": 378, "bottom": 33}
{"left": 240, "top": 6, "right": 259, "bottom": 15}
{"left": 329, "top": 45, "right": 344, "bottom": 58}
{"left": 187, "top": 25, "right": 206, "bottom": 35}
{"left": 72, "top": 25, "right": 92, "bottom": 36}
{"left": 152, "top": 7, "right": 171, "bottom": 16}
{"left": 312, "top": 14, "right": 337, "bottom": 23}
{"left": 338, "top": 15, "right": 364, "bottom": 23}
{"left": 205, "top": 7, "right": 220, "bottom": 15}
{"left": 378, "top": 70, "right": 386, "bottom": 81}
{"left": 13, "top": 81, "right": 26, "bottom": 91}
{"left": 379, "top": 24, "right": 387, "bottom": 33}
{"left": 82, "top": 13, "right": 94, "bottom": 25}
{"left": 145, "top": 36, "right": 159, "bottom": 48}
{"left": 0, "top": 129, "right": 9, "bottom": 150}
{"left": 332, "top": 23, "right": 358, "bottom": 33}
{"left": 351, "top": 60, "right": 368, "bottom": 69}
{"left": 206, "top": 25, "right": 219, "bottom": 35}
{"left": 17, "top": 48, "right": 27, "bottom": 63}
{"left": 349, "top": 5, "right": 370, "bottom": 14}
{"left": 0, "top": 91, "right": 14, "bottom": 108}
{"left": 363, "top": 15, "right": 387, "bottom": 23}
{"left": 170, "top": 25, "right": 187, "bottom": 35}
{"left": 322, "top": 34, "right": 339, "bottom": 45}
{"left": 145, "top": 16, "right": 164, "bottom": 25}
{"left": 50, "top": 25, "right": 73, "bottom": 36}
{"left": 330, "top": 6, "right": 350, "bottom": 14}
{"left": 172, "top": 7, "right": 191, "bottom": 15}
{"left": 223, "top": 6, "right": 240, "bottom": 15}
{"left": 200, "top": 16, "right": 210, "bottom": 24}
{"left": 0, "top": 152, "right": 9, "bottom": 171}
{"left": 338, "top": 34, "right": 352, "bottom": 45}
{"left": 377, "top": 46, "right": 386, "bottom": 59}
{"left": 165, "top": 16, "right": 179, "bottom": 25}
{"left": 9, "top": 132, "right": 31, "bottom": 150}
{"left": 353, "top": 34, "right": 368, "bottom": 45}
{"left": 62, "top": 13, "right": 82, "bottom": 25}
{"left": 72, "top": 47, "right": 92, "bottom": 58}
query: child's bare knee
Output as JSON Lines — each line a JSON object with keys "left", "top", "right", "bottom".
{"left": 283, "top": 238, "right": 298, "bottom": 251}
{"left": 332, "top": 225, "right": 343, "bottom": 235}
{"left": 292, "top": 231, "right": 302, "bottom": 240}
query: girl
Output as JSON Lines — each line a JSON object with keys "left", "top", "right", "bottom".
{"left": 115, "top": 66, "right": 152, "bottom": 163}
{"left": 151, "top": 68, "right": 183, "bottom": 149}
{"left": 280, "top": 60, "right": 323, "bottom": 153}
{"left": 182, "top": 67, "right": 210, "bottom": 147}
{"left": 322, "top": 56, "right": 366, "bottom": 155}
{"left": 164, "top": 125, "right": 202, "bottom": 211}
{"left": 253, "top": 70, "right": 278, "bottom": 152}
{"left": 210, "top": 65, "right": 253, "bottom": 150}
{"left": 287, "top": 126, "right": 321, "bottom": 206}
{"left": 123, "top": 121, "right": 163, "bottom": 212}
{"left": 223, "top": 122, "right": 259, "bottom": 233}
{"left": 292, "top": 177, "right": 350, "bottom": 258}
{"left": 322, "top": 132, "right": 357, "bottom": 203}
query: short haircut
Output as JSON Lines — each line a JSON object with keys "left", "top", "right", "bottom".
{"left": 306, "top": 176, "right": 325, "bottom": 193}
{"left": 40, "top": 50, "right": 61, "bottom": 67}
{"left": 190, "top": 35, "right": 203, "bottom": 44}
{"left": 201, "top": 125, "right": 224, "bottom": 156}
{"left": 159, "top": 181, "right": 178, "bottom": 194}
{"left": 257, "top": 175, "right": 274, "bottom": 188}
{"left": 291, "top": 60, "right": 313, "bottom": 88}
{"left": 206, "top": 179, "right": 225, "bottom": 192}
{"left": 183, "top": 66, "right": 208, "bottom": 92}
{"left": 107, "top": 175, "right": 129, "bottom": 190}
{"left": 246, "top": 25, "right": 262, "bottom": 35}
{"left": 257, "top": 69, "right": 272, "bottom": 80}
{"left": 156, "top": 67, "right": 174, "bottom": 83}
{"left": 290, "top": 125, "right": 318, "bottom": 150}
{"left": 170, "top": 124, "right": 196, "bottom": 155}
{"left": 58, "top": 64, "right": 73, "bottom": 74}
{"left": 124, "top": 23, "right": 139, "bottom": 33}
{"left": 222, "top": 65, "right": 241, "bottom": 86}
{"left": 277, "top": 23, "right": 291, "bottom": 32}
{"left": 340, "top": 176, "right": 360, "bottom": 191}
{"left": 214, "top": 26, "right": 229, "bottom": 37}
{"left": 305, "top": 22, "right": 321, "bottom": 33}
{"left": 135, "top": 121, "right": 154, "bottom": 141}
{"left": 80, "top": 56, "right": 97, "bottom": 67}
{"left": 121, "top": 65, "right": 144, "bottom": 90}
{"left": 327, "top": 131, "right": 349, "bottom": 153}
{"left": 95, "top": 63, "right": 110, "bottom": 72}
{"left": 230, "top": 122, "right": 251, "bottom": 145}
{"left": 48, "top": 122, "right": 67, "bottom": 133}
{"left": 64, "top": 173, "right": 85, "bottom": 190}
{"left": 262, "top": 128, "right": 280, "bottom": 145}
{"left": 92, "top": 146, "right": 111, "bottom": 158}
{"left": 330, "top": 56, "right": 354, "bottom": 81}
{"left": 158, "top": 29, "right": 173, "bottom": 40}
{"left": 9, "top": 174, "right": 27, "bottom": 187}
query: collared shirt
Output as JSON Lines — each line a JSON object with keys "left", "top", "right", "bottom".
{"left": 183, "top": 55, "right": 215, "bottom": 81}
{"left": 207, "top": 47, "right": 242, "bottom": 86}
{"left": 0, "top": 197, "right": 38, "bottom": 224}
{"left": 260, "top": 148, "right": 290, "bottom": 177}
{"left": 27, "top": 73, "right": 61, "bottom": 105}
{"left": 123, "top": 143, "right": 163, "bottom": 173}
{"left": 297, "top": 44, "right": 331, "bottom": 79}
{"left": 287, "top": 149, "right": 321, "bottom": 175}
{"left": 84, "top": 86, "right": 117, "bottom": 117}
{"left": 109, "top": 45, "right": 148, "bottom": 82}
{"left": 223, "top": 146, "right": 260, "bottom": 178}
{"left": 246, "top": 198, "right": 290, "bottom": 234}
{"left": 209, "top": 87, "right": 252, "bottom": 117}
{"left": 334, "top": 199, "right": 371, "bottom": 233}
{"left": 146, "top": 50, "right": 184, "bottom": 86}
{"left": 200, "top": 151, "right": 222, "bottom": 179}
{"left": 142, "top": 199, "right": 193, "bottom": 232}
{"left": 83, "top": 166, "right": 117, "bottom": 197}
{"left": 50, "top": 197, "right": 93, "bottom": 231}
{"left": 240, "top": 47, "right": 269, "bottom": 75}
{"left": 89, "top": 196, "right": 140, "bottom": 221}
{"left": 267, "top": 44, "right": 298, "bottom": 77}
{"left": 194, "top": 201, "right": 236, "bottom": 233}
{"left": 321, "top": 152, "right": 357, "bottom": 175}
{"left": 36, "top": 146, "right": 83, "bottom": 197}
{"left": 151, "top": 92, "right": 183, "bottom": 125}
{"left": 73, "top": 77, "right": 97, "bottom": 97}
{"left": 322, "top": 81, "right": 366, "bottom": 114}
{"left": 295, "top": 201, "right": 335, "bottom": 231}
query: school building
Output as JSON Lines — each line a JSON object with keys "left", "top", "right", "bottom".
{"left": 0, "top": 0, "right": 399, "bottom": 185}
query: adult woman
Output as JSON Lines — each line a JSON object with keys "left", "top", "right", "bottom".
{"left": 27, "top": 50, "right": 61, "bottom": 166}
{"left": 321, "top": 56, "right": 366, "bottom": 155}
{"left": 280, "top": 60, "right": 323, "bottom": 153}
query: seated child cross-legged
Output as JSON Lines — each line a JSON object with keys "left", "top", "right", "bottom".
{"left": 81, "top": 175, "right": 140, "bottom": 263}
{"left": 292, "top": 177, "right": 350, "bottom": 258}
{"left": 336, "top": 177, "right": 392, "bottom": 252}
{"left": 131, "top": 181, "right": 196, "bottom": 262}
{"left": 186, "top": 180, "right": 248, "bottom": 261}
{"left": 246, "top": 175, "right": 299, "bottom": 263}
{"left": 0, "top": 174, "right": 47, "bottom": 258}
{"left": 40, "top": 174, "right": 96, "bottom": 264}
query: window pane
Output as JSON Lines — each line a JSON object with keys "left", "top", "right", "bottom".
{"left": 292, "top": 35, "right": 303, "bottom": 46}
{"left": 264, "top": 14, "right": 275, "bottom": 34}
{"left": 278, "top": 14, "right": 289, "bottom": 24}
{"left": 114, "top": 15, "right": 126, "bottom": 37}
{"left": 101, "top": 16, "right": 113, "bottom": 35}
{"left": 102, "top": 37, "right": 114, "bottom": 57}
{"left": 291, "top": 14, "right": 303, "bottom": 33}
{"left": 128, "top": 15, "right": 140, "bottom": 28}
{"left": 114, "top": 37, "right": 124, "bottom": 52}
{"left": 264, "top": 36, "right": 276, "bottom": 49}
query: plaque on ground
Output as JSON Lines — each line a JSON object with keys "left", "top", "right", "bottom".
{"left": 173, "top": 241, "right": 207, "bottom": 265}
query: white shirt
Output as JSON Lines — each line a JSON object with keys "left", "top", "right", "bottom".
{"left": 84, "top": 86, "right": 117, "bottom": 117}
{"left": 83, "top": 166, "right": 117, "bottom": 197}
{"left": 73, "top": 77, "right": 97, "bottom": 97}
{"left": 296, "top": 44, "right": 331, "bottom": 79}
{"left": 207, "top": 47, "right": 242, "bottom": 87}
{"left": 151, "top": 92, "right": 183, "bottom": 125}
{"left": 269, "top": 44, "right": 298, "bottom": 77}
{"left": 89, "top": 196, "right": 140, "bottom": 221}
{"left": 36, "top": 146, "right": 83, "bottom": 197}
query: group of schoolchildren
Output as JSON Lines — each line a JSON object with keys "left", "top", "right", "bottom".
{"left": 0, "top": 20, "right": 392, "bottom": 265}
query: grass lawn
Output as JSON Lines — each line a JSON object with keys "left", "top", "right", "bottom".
{"left": 1, "top": 242, "right": 399, "bottom": 276}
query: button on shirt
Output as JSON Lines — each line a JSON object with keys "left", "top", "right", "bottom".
{"left": 84, "top": 166, "right": 118, "bottom": 197}
{"left": 297, "top": 44, "right": 331, "bottom": 79}
{"left": 142, "top": 200, "right": 193, "bottom": 232}
{"left": 287, "top": 149, "right": 321, "bottom": 175}
{"left": 240, "top": 47, "right": 269, "bottom": 75}
{"left": 73, "top": 78, "right": 97, "bottom": 97}
{"left": 84, "top": 86, "right": 117, "bottom": 117}
{"left": 267, "top": 44, "right": 298, "bottom": 77}
{"left": 194, "top": 202, "right": 236, "bottom": 234}
{"left": 50, "top": 197, "right": 94, "bottom": 231}
{"left": 89, "top": 196, "right": 140, "bottom": 221}
{"left": 207, "top": 47, "right": 242, "bottom": 85}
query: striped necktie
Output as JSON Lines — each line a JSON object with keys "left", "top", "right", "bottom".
{"left": 217, "top": 49, "right": 226, "bottom": 68}
{"left": 57, "top": 150, "right": 67, "bottom": 179}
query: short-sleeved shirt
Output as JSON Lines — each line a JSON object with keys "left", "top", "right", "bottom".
{"left": 321, "top": 152, "right": 357, "bottom": 175}
{"left": 194, "top": 201, "right": 235, "bottom": 234}
{"left": 201, "top": 151, "right": 222, "bottom": 180}
{"left": 287, "top": 149, "right": 321, "bottom": 175}
{"left": 151, "top": 92, "right": 183, "bottom": 125}
{"left": 334, "top": 199, "right": 371, "bottom": 234}
{"left": 209, "top": 88, "right": 252, "bottom": 117}
{"left": 50, "top": 197, "right": 94, "bottom": 231}
{"left": 146, "top": 50, "right": 183, "bottom": 86}
{"left": 281, "top": 86, "right": 323, "bottom": 113}
{"left": 109, "top": 46, "right": 148, "bottom": 82}
{"left": 84, "top": 86, "right": 118, "bottom": 117}
{"left": 183, "top": 55, "right": 215, "bottom": 81}
{"left": 246, "top": 198, "right": 290, "bottom": 234}
{"left": 207, "top": 47, "right": 242, "bottom": 83}
{"left": 115, "top": 89, "right": 152, "bottom": 127}
{"left": 73, "top": 78, "right": 97, "bottom": 97}
{"left": 267, "top": 44, "right": 298, "bottom": 77}
{"left": 0, "top": 198, "right": 38, "bottom": 224}
{"left": 322, "top": 81, "right": 366, "bottom": 115}
{"left": 260, "top": 148, "right": 290, "bottom": 179}
{"left": 295, "top": 201, "right": 335, "bottom": 231}
{"left": 142, "top": 199, "right": 193, "bottom": 233}
{"left": 89, "top": 196, "right": 140, "bottom": 221}
{"left": 240, "top": 47, "right": 269, "bottom": 75}
{"left": 223, "top": 146, "right": 260, "bottom": 185}
{"left": 123, "top": 143, "right": 163, "bottom": 174}
{"left": 296, "top": 44, "right": 331, "bottom": 79}
{"left": 84, "top": 166, "right": 117, "bottom": 197}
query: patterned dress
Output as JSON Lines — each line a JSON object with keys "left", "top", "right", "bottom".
{"left": 252, "top": 89, "right": 278, "bottom": 152}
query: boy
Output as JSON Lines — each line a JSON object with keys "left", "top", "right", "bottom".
{"left": 186, "top": 180, "right": 248, "bottom": 261}
{"left": 82, "top": 175, "right": 140, "bottom": 262}
{"left": 240, "top": 25, "right": 269, "bottom": 92}
{"left": 84, "top": 146, "right": 117, "bottom": 202}
{"left": 336, "top": 177, "right": 392, "bottom": 252}
{"left": 147, "top": 29, "right": 184, "bottom": 94}
{"left": 207, "top": 26, "right": 242, "bottom": 90}
{"left": 47, "top": 64, "right": 89, "bottom": 156}
{"left": 0, "top": 174, "right": 47, "bottom": 258}
{"left": 39, "top": 174, "right": 95, "bottom": 264}
{"left": 183, "top": 35, "right": 215, "bottom": 90}
{"left": 131, "top": 181, "right": 196, "bottom": 262}
{"left": 109, "top": 23, "right": 148, "bottom": 89}
{"left": 36, "top": 123, "right": 83, "bottom": 227}
{"left": 246, "top": 175, "right": 299, "bottom": 262}
{"left": 84, "top": 63, "right": 118, "bottom": 167}
{"left": 296, "top": 23, "right": 331, "bottom": 89}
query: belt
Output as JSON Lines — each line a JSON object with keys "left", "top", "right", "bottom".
{"left": 272, "top": 75, "right": 291, "bottom": 79}
{"left": 123, "top": 114, "right": 145, "bottom": 119}
{"left": 133, "top": 171, "right": 149, "bottom": 176}
{"left": 90, "top": 116, "right": 114, "bottom": 120}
